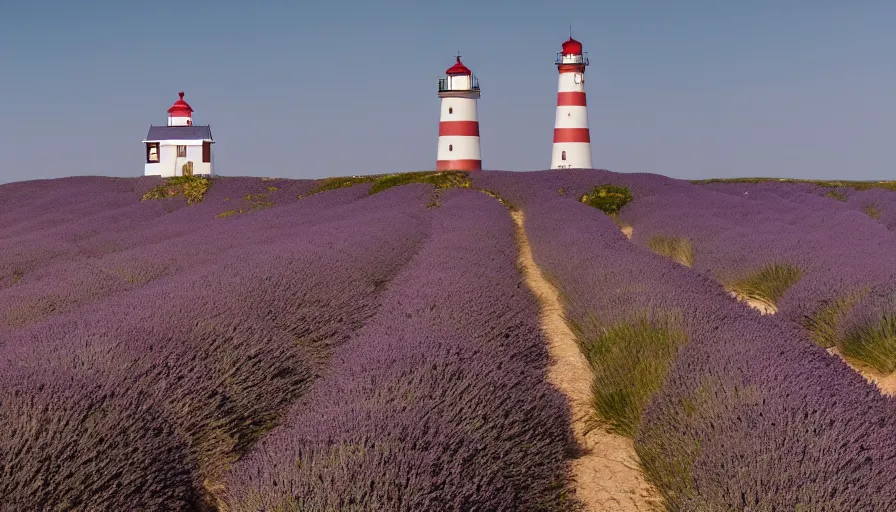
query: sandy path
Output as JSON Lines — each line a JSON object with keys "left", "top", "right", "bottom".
{"left": 511, "top": 211, "right": 661, "bottom": 512}
{"left": 728, "top": 292, "right": 777, "bottom": 315}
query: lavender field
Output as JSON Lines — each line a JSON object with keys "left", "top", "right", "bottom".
{"left": 2, "top": 170, "right": 895, "bottom": 511}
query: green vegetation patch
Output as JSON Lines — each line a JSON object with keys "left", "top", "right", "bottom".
{"left": 863, "top": 203, "right": 882, "bottom": 220}
{"left": 579, "top": 184, "right": 633, "bottom": 215}
{"left": 216, "top": 193, "right": 275, "bottom": 219}
{"left": 840, "top": 316, "right": 896, "bottom": 374}
{"left": 141, "top": 175, "right": 211, "bottom": 205}
{"left": 648, "top": 235, "right": 694, "bottom": 267}
{"left": 727, "top": 263, "right": 802, "bottom": 307}
{"left": 303, "top": 171, "right": 472, "bottom": 198}
{"left": 571, "top": 313, "right": 688, "bottom": 437}
{"left": 825, "top": 190, "right": 848, "bottom": 202}
{"left": 692, "top": 177, "right": 896, "bottom": 192}
{"left": 802, "top": 290, "right": 866, "bottom": 349}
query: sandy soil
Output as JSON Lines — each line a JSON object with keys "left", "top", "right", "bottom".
{"left": 827, "top": 347, "right": 896, "bottom": 397}
{"left": 511, "top": 211, "right": 661, "bottom": 512}
{"left": 728, "top": 291, "right": 777, "bottom": 315}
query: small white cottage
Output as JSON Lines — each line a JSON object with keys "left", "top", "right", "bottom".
{"left": 143, "top": 92, "right": 214, "bottom": 177}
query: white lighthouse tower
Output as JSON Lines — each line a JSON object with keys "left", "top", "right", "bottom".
{"left": 551, "top": 37, "right": 592, "bottom": 169}
{"left": 436, "top": 55, "right": 482, "bottom": 171}
{"left": 142, "top": 92, "right": 215, "bottom": 177}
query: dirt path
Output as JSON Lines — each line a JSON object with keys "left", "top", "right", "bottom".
{"left": 511, "top": 211, "right": 661, "bottom": 512}
{"left": 728, "top": 292, "right": 777, "bottom": 315}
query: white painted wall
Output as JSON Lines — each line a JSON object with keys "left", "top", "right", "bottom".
{"left": 554, "top": 106, "right": 590, "bottom": 129}
{"left": 557, "top": 72, "right": 586, "bottom": 93}
{"left": 144, "top": 141, "right": 213, "bottom": 177}
{"left": 167, "top": 115, "right": 192, "bottom": 126}
{"left": 551, "top": 142, "right": 592, "bottom": 169}
{"left": 437, "top": 135, "right": 481, "bottom": 161}
{"left": 440, "top": 97, "right": 479, "bottom": 121}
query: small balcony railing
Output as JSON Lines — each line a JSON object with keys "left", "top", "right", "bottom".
{"left": 556, "top": 52, "right": 589, "bottom": 66}
{"left": 438, "top": 76, "right": 480, "bottom": 93}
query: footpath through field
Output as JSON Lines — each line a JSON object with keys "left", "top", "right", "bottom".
{"left": 511, "top": 210, "right": 661, "bottom": 512}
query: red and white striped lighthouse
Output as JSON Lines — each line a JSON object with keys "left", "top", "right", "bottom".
{"left": 551, "top": 37, "right": 592, "bottom": 169}
{"left": 436, "top": 55, "right": 482, "bottom": 171}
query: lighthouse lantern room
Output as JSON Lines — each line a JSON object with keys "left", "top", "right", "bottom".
{"left": 551, "top": 36, "right": 592, "bottom": 169}
{"left": 143, "top": 92, "right": 215, "bottom": 177}
{"left": 436, "top": 56, "right": 482, "bottom": 172}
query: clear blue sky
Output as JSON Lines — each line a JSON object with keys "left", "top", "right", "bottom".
{"left": 0, "top": 0, "right": 893, "bottom": 184}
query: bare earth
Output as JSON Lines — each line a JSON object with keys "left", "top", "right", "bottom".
{"left": 728, "top": 291, "right": 777, "bottom": 315}
{"left": 511, "top": 211, "right": 661, "bottom": 512}
{"left": 621, "top": 226, "right": 633, "bottom": 240}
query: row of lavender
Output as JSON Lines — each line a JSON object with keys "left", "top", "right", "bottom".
{"left": 0, "top": 178, "right": 433, "bottom": 509}
{"left": 474, "top": 170, "right": 896, "bottom": 510}
{"left": 222, "top": 189, "right": 575, "bottom": 511}
{"left": 617, "top": 178, "right": 896, "bottom": 372}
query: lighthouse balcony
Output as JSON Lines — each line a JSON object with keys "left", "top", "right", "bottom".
{"left": 556, "top": 52, "right": 589, "bottom": 66}
{"left": 438, "top": 76, "right": 480, "bottom": 93}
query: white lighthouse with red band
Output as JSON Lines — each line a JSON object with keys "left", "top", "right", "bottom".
{"left": 436, "top": 56, "right": 482, "bottom": 171}
{"left": 551, "top": 37, "right": 592, "bottom": 169}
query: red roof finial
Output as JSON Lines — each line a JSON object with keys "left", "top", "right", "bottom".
{"left": 446, "top": 56, "right": 472, "bottom": 76}
{"left": 168, "top": 91, "right": 194, "bottom": 116}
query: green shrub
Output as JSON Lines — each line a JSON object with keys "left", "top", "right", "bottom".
{"left": 141, "top": 175, "right": 211, "bottom": 205}
{"left": 863, "top": 203, "right": 882, "bottom": 220}
{"left": 648, "top": 236, "right": 694, "bottom": 267}
{"left": 839, "top": 316, "right": 896, "bottom": 374}
{"left": 571, "top": 313, "right": 688, "bottom": 438}
{"left": 727, "top": 263, "right": 802, "bottom": 307}
{"left": 578, "top": 184, "right": 633, "bottom": 215}
{"left": 802, "top": 291, "right": 866, "bottom": 348}
{"left": 825, "top": 190, "right": 847, "bottom": 202}
{"left": 368, "top": 171, "right": 470, "bottom": 195}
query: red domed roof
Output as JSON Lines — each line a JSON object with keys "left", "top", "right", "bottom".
{"left": 561, "top": 37, "right": 583, "bottom": 55}
{"left": 445, "top": 56, "right": 472, "bottom": 76}
{"left": 167, "top": 92, "right": 194, "bottom": 117}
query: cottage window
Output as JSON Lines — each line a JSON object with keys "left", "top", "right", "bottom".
{"left": 202, "top": 141, "right": 211, "bottom": 163}
{"left": 146, "top": 143, "right": 160, "bottom": 163}
{"left": 177, "top": 145, "right": 187, "bottom": 158}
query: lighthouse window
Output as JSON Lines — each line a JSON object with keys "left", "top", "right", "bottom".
{"left": 561, "top": 151, "right": 567, "bottom": 161}
{"left": 449, "top": 144, "right": 453, "bottom": 151}
{"left": 177, "top": 145, "right": 187, "bottom": 158}
{"left": 448, "top": 107, "right": 453, "bottom": 114}
{"left": 146, "top": 143, "right": 160, "bottom": 163}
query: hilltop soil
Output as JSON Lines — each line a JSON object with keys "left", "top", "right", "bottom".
{"left": 512, "top": 211, "right": 661, "bottom": 512}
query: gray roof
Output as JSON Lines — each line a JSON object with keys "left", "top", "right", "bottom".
{"left": 144, "top": 125, "right": 213, "bottom": 141}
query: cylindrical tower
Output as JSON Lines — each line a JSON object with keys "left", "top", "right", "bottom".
{"left": 436, "top": 56, "right": 482, "bottom": 171}
{"left": 551, "top": 37, "right": 592, "bottom": 169}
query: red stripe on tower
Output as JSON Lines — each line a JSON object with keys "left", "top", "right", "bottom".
{"left": 553, "top": 128, "right": 591, "bottom": 143}
{"left": 439, "top": 121, "right": 480, "bottom": 137}
{"left": 436, "top": 159, "right": 482, "bottom": 171}
{"left": 557, "top": 91, "right": 587, "bottom": 106}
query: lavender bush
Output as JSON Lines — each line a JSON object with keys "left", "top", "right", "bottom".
{"left": 223, "top": 189, "right": 576, "bottom": 511}
{"left": 0, "top": 179, "right": 432, "bottom": 508}
{"left": 473, "top": 170, "right": 896, "bottom": 510}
